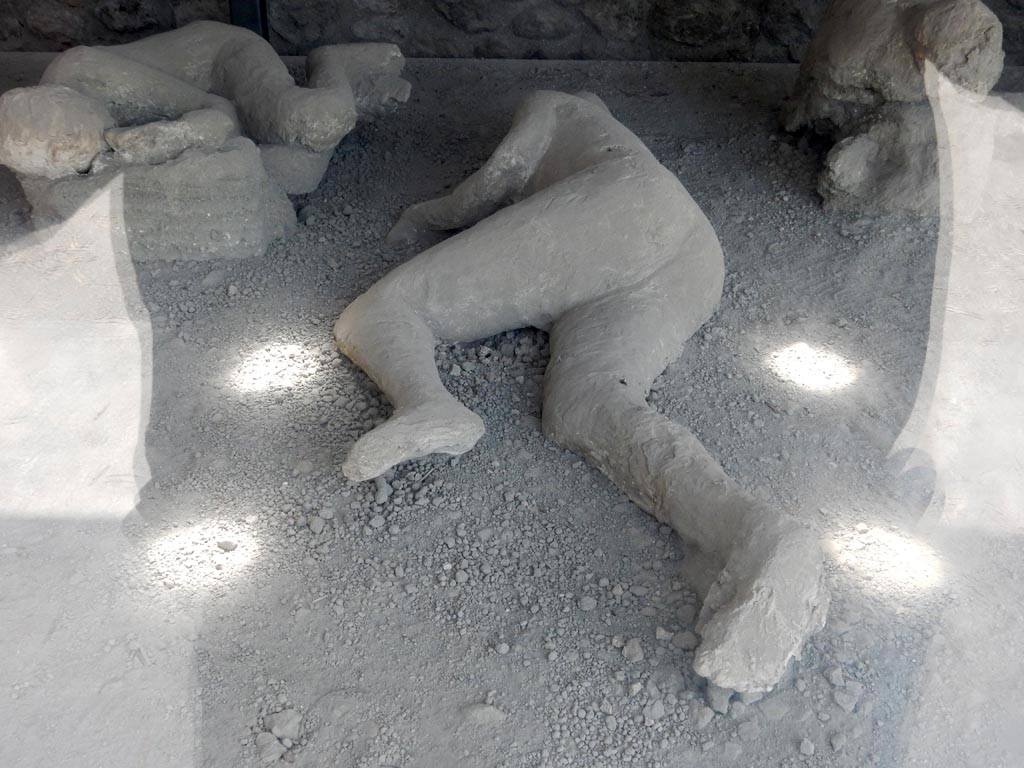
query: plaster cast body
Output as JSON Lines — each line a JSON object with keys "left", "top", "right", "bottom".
{"left": 334, "top": 91, "right": 829, "bottom": 692}
{"left": 0, "top": 21, "right": 412, "bottom": 259}
{"left": 784, "top": 0, "right": 1003, "bottom": 213}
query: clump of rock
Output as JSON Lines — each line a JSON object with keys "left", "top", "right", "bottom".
{"left": 0, "top": 21, "right": 410, "bottom": 261}
{"left": 784, "top": 0, "right": 1004, "bottom": 213}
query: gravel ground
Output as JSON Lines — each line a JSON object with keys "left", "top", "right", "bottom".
{"left": 1, "top": 57, "right": 1021, "bottom": 768}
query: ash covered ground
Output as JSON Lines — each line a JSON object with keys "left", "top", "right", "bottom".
{"left": 1, "top": 58, "right": 1021, "bottom": 768}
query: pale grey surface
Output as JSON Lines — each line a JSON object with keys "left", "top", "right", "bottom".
{"left": 1, "top": 57, "right": 1021, "bottom": 768}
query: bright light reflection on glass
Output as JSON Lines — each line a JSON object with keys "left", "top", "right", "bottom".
{"left": 768, "top": 342, "right": 857, "bottom": 392}
{"left": 231, "top": 342, "right": 318, "bottom": 392}
{"left": 145, "top": 522, "right": 259, "bottom": 589}
{"left": 836, "top": 526, "right": 943, "bottom": 594}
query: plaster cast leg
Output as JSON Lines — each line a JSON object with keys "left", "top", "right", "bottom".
{"left": 211, "top": 36, "right": 353, "bottom": 151}
{"left": 43, "top": 23, "right": 353, "bottom": 153}
{"left": 41, "top": 46, "right": 215, "bottom": 124}
{"left": 543, "top": 274, "right": 828, "bottom": 692}
{"left": 333, "top": 288, "right": 484, "bottom": 482}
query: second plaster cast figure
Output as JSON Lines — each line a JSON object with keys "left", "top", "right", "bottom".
{"left": 334, "top": 91, "right": 829, "bottom": 692}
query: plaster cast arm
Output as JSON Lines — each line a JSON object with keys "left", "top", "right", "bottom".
{"left": 387, "top": 101, "right": 556, "bottom": 245}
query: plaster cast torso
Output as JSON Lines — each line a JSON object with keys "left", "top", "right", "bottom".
{"left": 386, "top": 91, "right": 723, "bottom": 340}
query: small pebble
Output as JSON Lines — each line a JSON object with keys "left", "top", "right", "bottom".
{"left": 461, "top": 703, "right": 506, "bottom": 724}
{"left": 622, "top": 638, "right": 644, "bottom": 663}
{"left": 738, "top": 720, "right": 760, "bottom": 742}
{"left": 695, "top": 705, "right": 715, "bottom": 729}
{"left": 706, "top": 683, "right": 733, "bottom": 715}
{"left": 374, "top": 476, "right": 393, "bottom": 505}
{"left": 834, "top": 690, "right": 858, "bottom": 713}
{"left": 264, "top": 709, "right": 302, "bottom": 741}
{"left": 672, "top": 630, "right": 699, "bottom": 650}
{"left": 827, "top": 666, "right": 846, "bottom": 687}
{"left": 255, "top": 732, "right": 286, "bottom": 764}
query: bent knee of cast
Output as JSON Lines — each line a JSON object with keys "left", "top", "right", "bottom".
{"left": 333, "top": 282, "right": 403, "bottom": 346}
{"left": 542, "top": 373, "right": 629, "bottom": 453}
{"left": 541, "top": 393, "right": 589, "bottom": 452}
{"left": 333, "top": 293, "right": 372, "bottom": 348}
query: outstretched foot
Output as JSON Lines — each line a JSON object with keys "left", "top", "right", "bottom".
{"left": 342, "top": 400, "right": 485, "bottom": 481}
{"left": 693, "top": 518, "right": 829, "bottom": 693}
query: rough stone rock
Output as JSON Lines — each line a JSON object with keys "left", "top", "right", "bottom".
{"left": 785, "top": 0, "right": 1003, "bottom": 133}
{"left": 434, "top": 0, "right": 499, "bottom": 34}
{"left": 21, "top": 137, "right": 296, "bottom": 261}
{"left": 94, "top": 0, "right": 174, "bottom": 34}
{"left": 255, "top": 732, "right": 286, "bottom": 764}
{"left": 105, "top": 108, "right": 237, "bottom": 165}
{"left": 706, "top": 683, "right": 733, "bottom": 714}
{"left": 580, "top": 0, "right": 646, "bottom": 43}
{"left": 264, "top": 709, "right": 302, "bottom": 741}
{"left": 511, "top": 6, "right": 575, "bottom": 41}
{"left": 351, "top": 15, "right": 411, "bottom": 47}
{"left": 622, "top": 637, "right": 645, "bottom": 663}
{"left": 0, "top": 85, "right": 114, "bottom": 178}
{"left": 0, "top": 16, "right": 22, "bottom": 47}
{"left": 24, "top": 0, "right": 86, "bottom": 46}
{"left": 757, "top": 0, "right": 823, "bottom": 62}
{"left": 672, "top": 629, "right": 699, "bottom": 650}
{"left": 460, "top": 703, "right": 507, "bottom": 724}
{"left": 651, "top": 0, "right": 760, "bottom": 59}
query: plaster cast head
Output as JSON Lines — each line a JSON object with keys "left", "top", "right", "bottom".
{"left": 0, "top": 85, "right": 114, "bottom": 178}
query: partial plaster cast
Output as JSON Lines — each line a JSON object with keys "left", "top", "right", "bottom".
{"left": 783, "top": 0, "right": 1003, "bottom": 213}
{"left": 334, "top": 90, "right": 829, "bottom": 692}
{"left": 0, "top": 21, "right": 410, "bottom": 187}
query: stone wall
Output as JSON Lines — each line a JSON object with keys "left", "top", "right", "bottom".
{"left": 1, "top": 0, "right": 226, "bottom": 51}
{"left": 4, "top": 0, "right": 1024, "bottom": 65}
{"left": 269, "top": 0, "right": 824, "bottom": 61}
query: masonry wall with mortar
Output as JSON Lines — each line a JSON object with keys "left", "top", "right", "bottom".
{"left": 4, "top": 0, "right": 1024, "bottom": 64}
